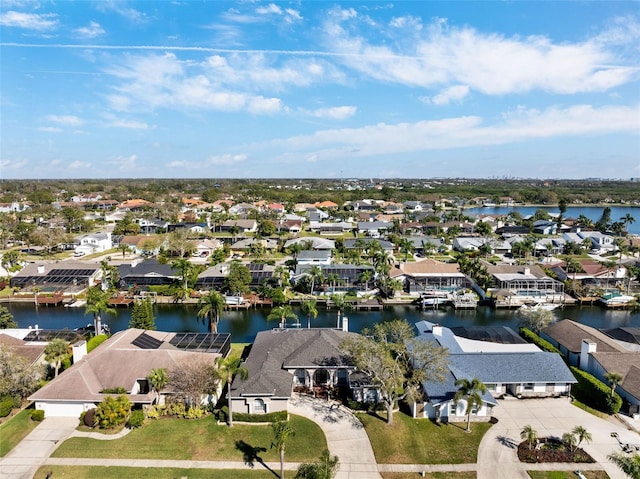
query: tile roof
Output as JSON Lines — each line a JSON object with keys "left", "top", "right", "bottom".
{"left": 400, "top": 259, "right": 463, "bottom": 276}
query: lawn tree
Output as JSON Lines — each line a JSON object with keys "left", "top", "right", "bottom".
{"left": 607, "top": 451, "right": 640, "bottom": 479}
{"left": 272, "top": 421, "right": 296, "bottom": 479}
{"left": 196, "top": 290, "right": 226, "bottom": 333}
{"left": 169, "top": 357, "right": 221, "bottom": 409}
{"left": 518, "top": 307, "right": 554, "bottom": 334}
{"left": 0, "top": 346, "right": 45, "bottom": 403}
{"left": 295, "top": 449, "right": 339, "bottom": 479}
{"left": 329, "top": 294, "right": 348, "bottom": 329}
{"left": 95, "top": 395, "right": 131, "bottom": 429}
{"left": 309, "top": 265, "right": 324, "bottom": 296}
{"left": 172, "top": 258, "right": 195, "bottom": 302}
{"left": 398, "top": 238, "right": 415, "bottom": 262}
{"left": 0, "top": 306, "right": 17, "bottom": 329}
{"left": 224, "top": 261, "right": 252, "bottom": 296}
{"left": 129, "top": 298, "right": 156, "bottom": 330}
{"left": 520, "top": 425, "right": 538, "bottom": 450}
{"left": 84, "top": 285, "right": 116, "bottom": 335}
{"left": 301, "top": 299, "right": 318, "bottom": 329}
{"left": 562, "top": 431, "right": 578, "bottom": 452}
{"left": 571, "top": 425, "right": 592, "bottom": 448}
{"left": 453, "top": 377, "right": 488, "bottom": 432}
{"left": 44, "top": 338, "right": 70, "bottom": 378}
{"left": 218, "top": 356, "right": 248, "bottom": 427}
{"left": 605, "top": 371, "right": 623, "bottom": 398}
{"left": 148, "top": 368, "right": 169, "bottom": 405}
{"left": 267, "top": 305, "right": 298, "bottom": 328}
{"left": 340, "top": 319, "right": 449, "bottom": 425}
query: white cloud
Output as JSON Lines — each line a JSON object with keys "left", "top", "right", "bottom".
{"left": 68, "top": 160, "right": 90, "bottom": 169}
{"left": 96, "top": 1, "right": 148, "bottom": 23}
{"left": 103, "top": 114, "right": 151, "bottom": 129}
{"left": 167, "top": 160, "right": 193, "bottom": 168}
{"left": 256, "top": 4, "right": 282, "bottom": 16}
{"left": 309, "top": 106, "right": 357, "bottom": 120}
{"left": 260, "top": 103, "right": 639, "bottom": 161}
{"left": 73, "top": 21, "right": 105, "bottom": 39}
{"left": 108, "top": 154, "right": 137, "bottom": 171}
{"left": 0, "top": 11, "right": 58, "bottom": 30}
{"left": 38, "top": 126, "right": 62, "bottom": 133}
{"left": 0, "top": 158, "right": 28, "bottom": 170}
{"left": 46, "top": 115, "right": 84, "bottom": 126}
{"left": 389, "top": 15, "right": 422, "bottom": 31}
{"left": 427, "top": 85, "right": 470, "bottom": 105}
{"left": 207, "top": 154, "right": 247, "bottom": 165}
{"left": 320, "top": 13, "right": 639, "bottom": 95}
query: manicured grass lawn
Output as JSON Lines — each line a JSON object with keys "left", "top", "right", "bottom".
{"left": 381, "top": 473, "right": 476, "bottom": 479}
{"left": 527, "top": 471, "right": 609, "bottom": 479}
{"left": 34, "top": 466, "right": 277, "bottom": 478}
{"left": 53, "top": 414, "right": 324, "bottom": 462}
{"left": 359, "top": 412, "right": 492, "bottom": 464}
{"left": 570, "top": 398, "right": 610, "bottom": 419}
{"left": 0, "top": 408, "right": 40, "bottom": 457}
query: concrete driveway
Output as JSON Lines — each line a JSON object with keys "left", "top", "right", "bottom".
{"left": 1, "top": 416, "right": 78, "bottom": 479}
{"left": 478, "top": 396, "right": 640, "bottom": 479}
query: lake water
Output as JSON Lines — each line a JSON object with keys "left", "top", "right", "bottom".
{"left": 465, "top": 205, "right": 640, "bottom": 235}
{"left": 7, "top": 302, "right": 639, "bottom": 343}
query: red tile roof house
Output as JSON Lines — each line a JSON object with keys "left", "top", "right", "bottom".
{"left": 29, "top": 328, "right": 229, "bottom": 417}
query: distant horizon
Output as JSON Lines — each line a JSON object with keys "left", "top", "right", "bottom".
{"left": 1, "top": 1, "right": 638, "bottom": 179}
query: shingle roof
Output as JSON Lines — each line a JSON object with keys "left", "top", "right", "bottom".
{"left": 591, "top": 352, "right": 640, "bottom": 400}
{"left": 231, "top": 329, "right": 355, "bottom": 398}
{"left": 400, "top": 259, "right": 463, "bottom": 276}
{"left": 542, "top": 319, "right": 624, "bottom": 354}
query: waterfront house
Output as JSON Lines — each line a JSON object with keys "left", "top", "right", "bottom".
{"left": 230, "top": 328, "right": 358, "bottom": 415}
{"left": 484, "top": 263, "right": 565, "bottom": 307}
{"left": 297, "top": 250, "right": 332, "bottom": 266}
{"left": 29, "top": 328, "right": 230, "bottom": 417}
{"left": 292, "top": 263, "right": 375, "bottom": 293}
{"left": 411, "top": 321, "right": 576, "bottom": 421}
{"left": 10, "top": 260, "right": 101, "bottom": 294}
{"left": 117, "top": 259, "right": 177, "bottom": 288}
{"left": 397, "top": 259, "right": 470, "bottom": 294}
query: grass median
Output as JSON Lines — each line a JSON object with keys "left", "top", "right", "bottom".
{"left": 35, "top": 466, "right": 278, "bottom": 478}
{"left": 359, "top": 412, "right": 492, "bottom": 464}
{"left": 52, "top": 413, "right": 324, "bottom": 462}
{"left": 0, "top": 408, "right": 40, "bottom": 457}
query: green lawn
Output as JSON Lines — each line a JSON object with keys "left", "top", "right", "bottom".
{"left": 35, "top": 467, "right": 278, "bottom": 479}
{"left": 53, "top": 414, "right": 324, "bottom": 462}
{"left": 0, "top": 408, "right": 40, "bottom": 457}
{"left": 527, "top": 471, "right": 609, "bottom": 479}
{"left": 359, "top": 412, "right": 492, "bottom": 464}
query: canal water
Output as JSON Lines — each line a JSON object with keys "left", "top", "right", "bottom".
{"left": 465, "top": 205, "right": 640, "bottom": 235}
{"left": 6, "top": 302, "right": 639, "bottom": 343}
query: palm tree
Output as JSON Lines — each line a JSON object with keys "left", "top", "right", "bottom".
{"left": 520, "top": 425, "right": 538, "bottom": 450}
{"left": 607, "top": 451, "right": 640, "bottom": 478}
{"left": 329, "top": 294, "right": 347, "bottom": 328}
{"left": 604, "top": 371, "right": 623, "bottom": 397}
{"left": 301, "top": 299, "right": 318, "bottom": 329}
{"left": 172, "top": 258, "right": 194, "bottom": 298}
{"left": 148, "top": 368, "right": 169, "bottom": 405}
{"left": 218, "top": 356, "right": 248, "bottom": 427}
{"left": 562, "top": 432, "right": 577, "bottom": 453}
{"left": 197, "top": 290, "right": 226, "bottom": 333}
{"left": 84, "top": 285, "right": 116, "bottom": 335}
{"left": 398, "top": 238, "right": 414, "bottom": 263}
{"left": 272, "top": 421, "right": 295, "bottom": 479}
{"left": 571, "top": 425, "right": 592, "bottom": 448}
{"left": 359, "top": 269, "right": 373, "bottom": 291}
{"left": 621, "top": 213, "right": 636, "bottom": 234}
{"left": 273, "top": 265, "right": 290, "bottom": 288}
{"left": 267, "top": 305, "right": 298, "bottom": 328}
{"left": 453, "top": 378, "right": 487, "bottom": 432}
{"left": 44, "top": 338, "right": 69, "bottom": 378}
{"left": 309, "top": 265, "right": 324, "bottom": 296}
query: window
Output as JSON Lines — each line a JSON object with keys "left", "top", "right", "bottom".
{"left": 485, "top": 383, "right": 497, "bottom": 391}
{"left": 523, "top": 383, "right": 534, "bottom": 391}
{"left": 449, "top": 402, "right": 457, "bottom": 415}
{"left": 253, "top": 399, "right": 266, "bottom": 414}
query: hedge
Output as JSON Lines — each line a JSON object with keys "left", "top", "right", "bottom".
{"left": 30, "top": 409, "right": 45, "bottom": 422}
{"left": 570, "top": 366, "right": 622, "bottom": 414}
{"left": 217, "top": 406, "right": 287, "bottom": 423}
{"left": 519, "top": 328, "right": 562, "bottom": 354}
{"left": 87, "top": 334, "right": 109, "bottom": 353}
{"left": 0, "top": 399, "right": 13, "bottom": 418}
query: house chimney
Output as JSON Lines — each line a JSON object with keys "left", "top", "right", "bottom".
{"left": 523, "top": 267, "right": 531, "bottom": 276}
{"left": 432, "top": 324, "right": 443, "bottom": 336}
{"left": 37, "top": 265, "right": 45, "bottom": 274}
{"left": 580, "top": 339, "right": 597, "bottom": 371}
{"left": 342, "top": 316, "right": 349, "bottom": 332}
{"left": 73, "top": 341, "right": 87, "bottom": 363}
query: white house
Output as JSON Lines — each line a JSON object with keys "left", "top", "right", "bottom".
{"left": 75, "top": 232, "right": 113, "bottom": 256}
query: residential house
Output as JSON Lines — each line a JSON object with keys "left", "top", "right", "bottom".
{"left": 118, "top": 199, "right": 153, "bottom": 211}
{"left": 550, "top": 259, "right": 625, "bottom": 291}
{"left": 228, "top": 202, "right": 258, "bottom": 216}
{"left": 411, "top": 321, "right": 576, "bottom": 421}
{"left": 484, "top": 263, "right": 565, "bottom": 306}
{"left": 453, "top": 237, "right": 512, "bottom": 256}
{"left": 230, "top": 238, "right": 278, "bottom": 253}
{"left": 297, "top": 250, "right": 332, "bottom": 266}
{"left": 167, "top": 222, "right": 208, "bottom": 235}
{"left": 195, "top": 238, "right": 223, "bottom": 258}
{"left": 219, "top": 219, "right": 258, "bottom": 234}
{"left": 230, "top": 328, "right": 357, "bottom": 415}
{"left": 0, "top": 202, "right": 31, "bottom": 213}
{"left": 118, "top": 259, "right": 177, "bottom": 288}
{"left": 542, "top": 319, "right": 640, "bottom": 412}
{"left": 120, "top": 235, "right": 163, "bottom": 257}
{"left": 357, "top": 221, "right": 393, "bottom": 238}
{"left": 308, "top": 221, "right": 353, "bottom": 235}
{"left": 313, "top": 201, "right": 338, "bottom": 209}
{"left": 396, "top": 259, "right": 470, "bottom": 294}
{"left": 10, "top": 261, "right": 101, "bottom": 294}
{"left": 75, "top": 232, "right": 113, "bottom": 256}
{"left": 277, "top": 220, "right": 303, "bottom": 235}
{"left": 533, "top": 220, "right": 558, "bottom": 235}
{"left": 403, "top": 201, "right": 425, "bottom": 212}
{"left": 137, "top": 218, "right": 169, "bottom": 234}
{"left": 29, "top": 328, "right": 230, "bottom": 417}
{"left": 563, "top": 231, "right": 616, "bottom": 254}
{"left": 293, "top": 264, "right": 375, "bottom": 293}
{"left": 284, "top": 237, "right": 335, "bottom": 251}
{"left": 343, "top": 238, "right": 395, "bottom": 253}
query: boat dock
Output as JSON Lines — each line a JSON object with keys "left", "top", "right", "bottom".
{"left": 109, "top": 295, "right": 135, "bottom": 307}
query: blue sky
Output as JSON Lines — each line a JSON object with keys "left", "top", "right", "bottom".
{"left": 1, "top": 1, "right": 639, "bottom": 180}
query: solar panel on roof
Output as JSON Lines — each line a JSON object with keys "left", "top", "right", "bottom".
{"left": 132, "top": 332, "right": 163, "bottom": 350}
{"left": 169, "top": 332, "right": 231, "bottom": 354}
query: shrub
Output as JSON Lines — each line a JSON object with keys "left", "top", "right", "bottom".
{"left": 30, "top": 409, "right": 45, "bottom": 422}
{"left": 185, "top": 406, "right": 205, "bottom": 419}
{"left": 127, "top": 409, "right": 145, "bottom": 428}
{"left": 231, "top": 409, "right": 288, "bottom": 423}
{"left": 145, "top": 405, "right": 160, "bottom": 419}
{"left": 100, "top": 386, "right": 127, "bottom": 394}
{"left": 570, "top": 366, "right": 622, "bottom": 414}
{"left": 0, "top": 398, "right": 14, "bottom": 418}
{"left": 87, "top": 334, "right": 109, "bottom": 353}
{"left": 95, "top": 395, "right": 131, "bottom": 429}
{"left": 519, "top": 328, "right": 562, "bottom": 354}
{"left": 83, "top": 408, "right": 97, "bottom": 427}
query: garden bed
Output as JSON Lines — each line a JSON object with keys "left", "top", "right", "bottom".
{"left": 518, "top": 437, "right": 595, "bottom": 463}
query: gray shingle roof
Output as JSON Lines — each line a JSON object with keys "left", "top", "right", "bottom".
{"left": 231, "top": 329, "right": 355, "bottom": 398}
